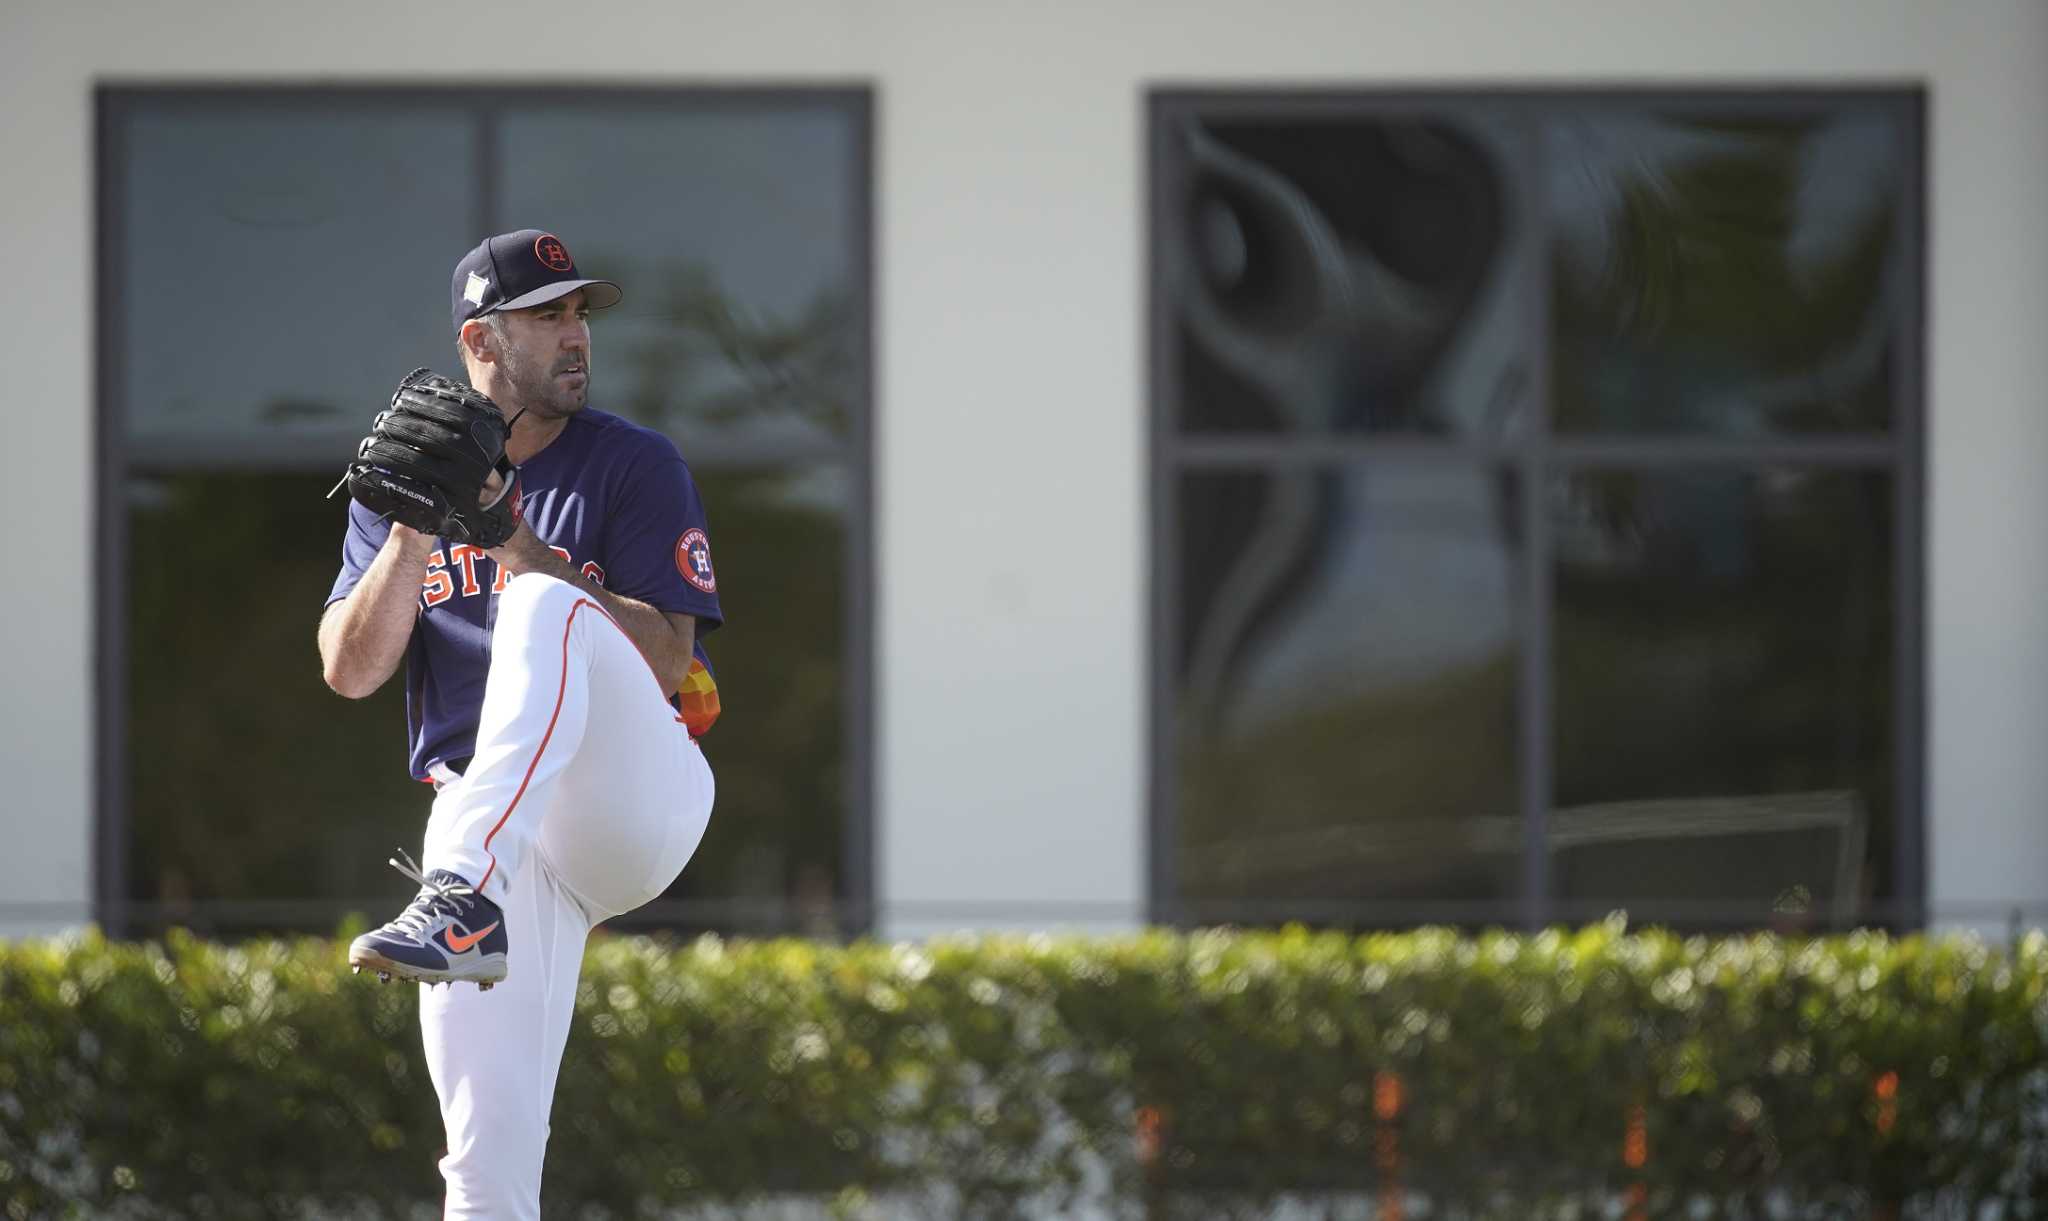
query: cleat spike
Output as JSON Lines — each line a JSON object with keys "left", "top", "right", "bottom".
{"left": 352, "top": 965, "right": 362, "bottom": 975}
{"left": 377, "top": 971, "right": 392, "bottom": 984}
{"left": 477, "top": 981, "right": 494, "bottom": 992}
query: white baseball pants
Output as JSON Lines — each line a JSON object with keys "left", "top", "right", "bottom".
{"left": 416, "top": 572, "right": 714, "bottom": 1220}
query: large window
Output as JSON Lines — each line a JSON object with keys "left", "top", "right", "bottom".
{"left": 1150, "top": 90, "right": 1922, "bottom": 929}
{"left": 97, "top": 88, "right": 872, "bottom": 937}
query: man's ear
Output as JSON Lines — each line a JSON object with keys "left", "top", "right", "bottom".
{"left": 460, "top": 318, "right": 497, "bottom": 365}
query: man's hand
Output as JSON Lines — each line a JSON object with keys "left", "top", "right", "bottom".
{"left": 386, "top": 520, "right": 438, "bottom": 557}
{"left": 487, "top": 518, "right": 570, "bottom": 580}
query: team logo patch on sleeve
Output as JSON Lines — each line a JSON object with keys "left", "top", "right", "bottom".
{"left": 676, "top": 528, "right": 717, "bottom": 593}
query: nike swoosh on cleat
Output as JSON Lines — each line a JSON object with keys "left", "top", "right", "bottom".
{"left": 443, "top": 922, "right": 500, "bottom": 954}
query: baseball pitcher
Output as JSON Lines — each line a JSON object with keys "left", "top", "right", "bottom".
{"left": 318, "top": 229, "right": 723, "bottom": 1218}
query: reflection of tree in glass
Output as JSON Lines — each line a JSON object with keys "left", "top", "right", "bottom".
{"left": 1543, "top": 118, "right": 1905, "bottom": 916}
{"left": 648, "top": 467, "right": 848, "bottom": 937}
{"left": 1176, "top": 650, "right": 1519, "bottom": 917}
{"left": 602, "top": 263, "right": 857, "bottom": 934}
{"left": 620, "top": 262, "right": 856, "bottom": 439}
{"left": 127, "top": 472, "right": 435, "bottom": 929}
{"left": 1550, "top": 470, "right": 1894, "bottom": 918}
{"left": 1172, "top": 471, "right": 1521, "bottom": 918}
{"left": 1553, "top": 117, "right": 1899, "bottom": 435}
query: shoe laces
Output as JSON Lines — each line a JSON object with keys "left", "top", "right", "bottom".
{"left": 385, "top": 848, "right": 477, "bottom": 938}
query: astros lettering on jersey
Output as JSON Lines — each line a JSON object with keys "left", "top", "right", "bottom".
{"left": 329, "top": 406, "right": 725, "bottom": 780}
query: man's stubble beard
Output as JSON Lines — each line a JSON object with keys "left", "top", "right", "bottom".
{"left": 501, "top": 340, "right": 589, "bottom": 421}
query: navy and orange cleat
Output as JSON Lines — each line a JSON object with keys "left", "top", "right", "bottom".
{"left": 348, "top": 850, "right": 508, "bottom": 990}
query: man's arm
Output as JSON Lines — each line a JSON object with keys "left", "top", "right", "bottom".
{"left": 488, "top": 522, "right": 697, "bottom": 694}
{"left": 319, "top": 525, "right": 436, "bottom": 698}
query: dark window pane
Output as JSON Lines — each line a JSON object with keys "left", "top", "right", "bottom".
{"left": 126, "top": 471, "right": 435, "bottom": 928}
{"left": 1174, "top": 466, "right": 1522, "bottom": 919}
{"left": 498, "top": 107, "right": 860, "bottom": 452}
{"left": 1550, "top": 469, "right": 1893, "bottom": 921}
{"left": 120, "top": 110, "right": 478, "bottom": 455}
{"left": 1162, "top": 114, "right": 1527, "bottom": 438}
{"left": 641, "top": 465, "right": 849, "bottom": 936}
{"left": 1549, "top": 110, "right": 1910, "bottom": 435}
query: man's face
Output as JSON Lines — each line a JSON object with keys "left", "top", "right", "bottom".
{"left": 488, "top": 289, "right": 592, "bottom": 419}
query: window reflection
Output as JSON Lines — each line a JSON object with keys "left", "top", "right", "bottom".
{"left": 498, "top": 108, "right": 860, "bottom": 450}
{"left": 1551, "top": 469, "right": 1893, "bottom": 918}
{"left": 653, "top": 466, "right": 849, "bottom": 936}
{"left": 121, "top": 111, "right": 477, "bottom": 448}
{"left": 1166, "top": 115, "right": 1524, "bottom": 438}
{"left": 1154, "top": 92, "right": 1918, "bottom": 929}
{"left": 1550, "top": 112, "right": 1908, "bottom": 434}
{"left": 127, "top": 472, "right": 433, "bottom": 921}
{"left": 1176, "top": 466, "right": 1521, "bottom": 915}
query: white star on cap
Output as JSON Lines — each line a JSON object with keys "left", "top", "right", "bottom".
{"left": 464, "top": 271, "right": 490, "bottom": 306}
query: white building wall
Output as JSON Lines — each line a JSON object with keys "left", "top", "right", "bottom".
{"left": 0, "top": 0, "right": 2041, "bottom": 939}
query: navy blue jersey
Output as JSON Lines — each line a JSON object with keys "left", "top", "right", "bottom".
{"left": 328, "top": 407, "right": 723, "bottom": 781}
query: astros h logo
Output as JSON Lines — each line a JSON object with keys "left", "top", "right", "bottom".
{"left": 533, "top": 234, "right": 573, "bottom": 272}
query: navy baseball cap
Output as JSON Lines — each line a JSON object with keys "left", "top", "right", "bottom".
{"left": 450, "top": 229, "right": 622, "bottom": 331}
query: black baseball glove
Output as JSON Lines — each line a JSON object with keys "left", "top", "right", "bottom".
{"left": 337, "top": 368, "right": 522, "bottom": 548}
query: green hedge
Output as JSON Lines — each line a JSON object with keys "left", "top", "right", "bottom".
{"left": 2, "top": 924, "right": 2044, "bottom": 1219}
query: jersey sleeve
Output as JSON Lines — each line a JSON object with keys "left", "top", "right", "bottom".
{"left": 602, "top": 446, "right": 725, "bottom": 633}
{"left": 326, "top": 500, "right": 394, "bottom": 608}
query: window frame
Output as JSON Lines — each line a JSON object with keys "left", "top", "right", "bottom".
{"left": 1146, "top": 85, "right": 1927, "bottom": 929}
{"left": 94, "top": 84, "right": 876, "bottom": 936}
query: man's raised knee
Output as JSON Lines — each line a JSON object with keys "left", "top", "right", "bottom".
{"left": 486, "top": 573, "right": 584, "bottom": 649}
{"left": 497, "top": 571, "right": 579, "bottom": 614}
